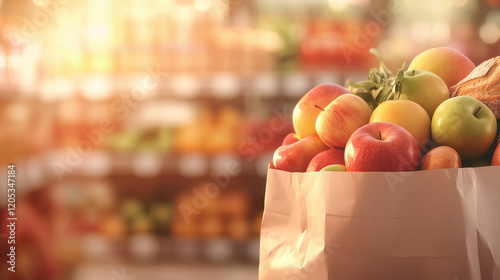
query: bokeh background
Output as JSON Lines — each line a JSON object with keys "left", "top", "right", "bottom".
{"left": 0, "top": 0, "right": 499, "bottom": 279}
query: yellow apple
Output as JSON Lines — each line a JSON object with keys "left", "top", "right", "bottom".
{"left": 408, "top": 47, "right": 475, "bottom": 88}
{"left": 370, "top": 100, "right": 431, "bottom": 151}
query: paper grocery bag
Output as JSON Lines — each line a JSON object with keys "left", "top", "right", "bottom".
{"left": 259, "top": 166, "right": 500, "bottom": 280}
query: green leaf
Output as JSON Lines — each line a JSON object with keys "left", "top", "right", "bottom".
{"left": 369, "top": 48, "right": 394, "bottom": 78}
{"left": 354, "top": 91, "right": 374, "bottom": 106}
{"left": 393, "top": 81, "right": 402, "bottom": 99}
{"left": 345, "top": 78, "right": 354, "bottom": 88}
{"left": 371, "top": 87, "right": 383, "bottom": 100}
{"left": 346, "top": 49, "right": 409, "bottom": 109}
{"left": 349, "top": 87, "right": 367, "bottom": 95}
{"left": 353, "top": 81, "right": 378, "bottom": 89}
{"left": 395, "top": 69, "right": 404, "bottom": 83}
{"left": 368, "top": 69, "right": 382, "bottom": 85}
{"left": 380, "top": 64, "right": 393, "bottom": 78}
{"left": 373, "top": 73, "right": 381, "bottom": 85}
{"left": 369, "top": 48, "right": 384, "bottom": 63}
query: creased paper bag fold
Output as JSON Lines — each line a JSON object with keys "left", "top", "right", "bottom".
{"left": 259, "top": 167, "right": 500, "bottom": 280}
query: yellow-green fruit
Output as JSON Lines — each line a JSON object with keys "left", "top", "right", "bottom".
{"left": 399, "top": 69, "right": 449, "bottom": 118}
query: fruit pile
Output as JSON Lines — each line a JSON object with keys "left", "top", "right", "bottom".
{"left": 273, "top": 47, "right": 500, "bottom": 172}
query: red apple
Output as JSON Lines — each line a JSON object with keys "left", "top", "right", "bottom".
{"left": 369, "top": 100, "right": 431, "bottom": 151}
{"left": 316, "top": 94, "right": 372, "bottom": 149}
{"left": 420, "top": 146, "right": 461, "bottom": 170}
{"left": 306, "top": 148, "right": 345, "bottom": 172}
{"left": 292, "top": 84, "right": 350, "bottom": 139}
{"left": 272, "top": 135, "right": 328, "bottom": 172}
{"left": 345, "top": 122, "right": 421, "bottom": 172}
{"left": 282, "top": 133, "right": 300, "bottom": 146}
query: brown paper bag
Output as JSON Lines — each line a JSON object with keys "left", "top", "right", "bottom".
{"left": 259, "top": 166, "right": 500, "bottom": 280}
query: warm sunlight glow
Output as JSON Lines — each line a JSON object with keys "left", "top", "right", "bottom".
{"left": 431, "top": 21, "right": 451, "bottom": 43}
{"left": 480, "top": 22, "right": 500, "bottom": 44}
{"left": 328, "top": 0, "right": 350, "bottom": 11}
{"left": 32, "top": 0, "right": 51, "bottom": 7}
{"left": 86, "top": 23, "right": 113, "bottom": 51}
{"left": 81, "top": 75, "right": 113, "bottom": 101}
{"left": 194, "top": 0, "right": 212, "bottom": 11}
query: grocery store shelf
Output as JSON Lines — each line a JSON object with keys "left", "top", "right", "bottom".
{"left": 80, "top": 235, "right": 260, "bottom": 264}
{"left": 0, "top": 71, "right": 367, "bottom": 102}
{"left": 8, "top": 150, "right": 273, "bottom": 190}
{"left": 71, "top": 262, "right": 258, "bottom": 280}
{"left": 0, "top": 85, "right": 32, "bottom": 100}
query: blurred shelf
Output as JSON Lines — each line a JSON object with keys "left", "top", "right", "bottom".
{"left": 0, "top": 70, "right": 362, "bottom": 102}
{"left": 11, "top": 150, "right": 273, "bottom": 189}
{"left": 72, "top": 261, "right": 258, "bottom": 280}
{"left": 81, "top": 235, "right": 260, "bottom": 264}
{"left": 0, "top": 85, "right": 33, "bottom": 100}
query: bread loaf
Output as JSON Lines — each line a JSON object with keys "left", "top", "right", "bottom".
{"left": 451, "top": 56, "right": 500, "bottom": 119}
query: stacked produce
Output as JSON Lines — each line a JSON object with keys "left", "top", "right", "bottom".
{"left": 272, "top": 47, "right": 500, "bottom": 172}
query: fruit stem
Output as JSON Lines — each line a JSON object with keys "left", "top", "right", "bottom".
{"left": 314, "top": 105, "right": 325, "bottom": 112}
{"left": 378, "top": 130, "right": 381, "bottom": 140}
{"left": 474, "top": 106, "right": 482, "bottom": 117}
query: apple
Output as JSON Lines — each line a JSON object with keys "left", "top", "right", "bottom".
{"left": 431, "top": 96, "right": 497, "bottom": 161}
{"left": 345, "top": 122, "right": 421, "bottom": 172}
{"left": 282, "top": 133, "right": 299, "bottom": 146}
{"left": 370, "top": 100, "right": 431, "bottom": 151}
{"left": 408, "top": 47, "right": 475, "bottom": 88}
{"left": 292, "top": 84, "right": 350, "bottom": 139}
{"left": 398, "top": 69, "right": 449, "bottom": 118}
{"left": 420, "top": 146, "right": 461, "bottom": 170}
{"left": 492, "top": 140, "right": 500, "bottom": 166}
{"left": 320, "top": 164, "right": 346, "bottom": 172}
{"left": 272, "top": 135, "right": 328, "bottom": 172}
{"left": 316, "top": 94, "right": 372, "bottom": 149}
{"left": 306, "top": 148, "right": 345, "bottom": 172}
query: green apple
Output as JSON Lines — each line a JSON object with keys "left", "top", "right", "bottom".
{"left": 320, "top": 164, "right": 347, "bottom": 171}
{"left": 431, "top": 96, "right": 497, "bottom": 160}
{"left": 398, "top": 69, "right": 449, "bottom": 117}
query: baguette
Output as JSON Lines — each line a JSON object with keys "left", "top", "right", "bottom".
{"left": 451, "top": 56, "right": 500, "bottom": 119}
